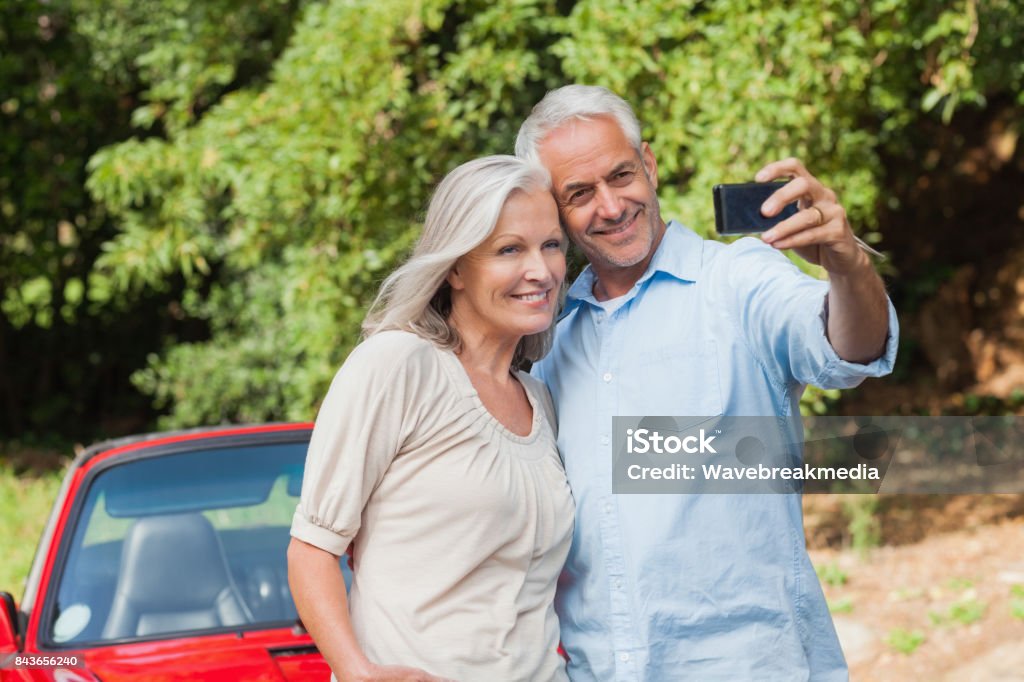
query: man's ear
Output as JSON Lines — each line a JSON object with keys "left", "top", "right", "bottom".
{"left": 641, "top": 141, "right": 659, "bottom": 190}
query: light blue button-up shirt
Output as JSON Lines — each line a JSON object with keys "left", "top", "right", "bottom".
{"left": 534, "top": 222, "right": 899, "bottom": 681}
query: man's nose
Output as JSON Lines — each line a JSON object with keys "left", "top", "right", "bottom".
{"left": 594, "top": 183, "right": 623, "bottom": 220}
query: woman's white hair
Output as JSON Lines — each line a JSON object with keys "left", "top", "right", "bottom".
{"left": 363, "top": 155, "right": 555, "bottom": 367}
{"left": 515, "top": 84, "right": 643, "bottom": 165}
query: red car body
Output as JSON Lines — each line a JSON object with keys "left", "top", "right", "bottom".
{"left": 0, "top": 424, "right": 334, "bottom": 681}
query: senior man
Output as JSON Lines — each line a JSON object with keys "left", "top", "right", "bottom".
{"left": 517, "top": 85, "right": 898, "bottom": 680}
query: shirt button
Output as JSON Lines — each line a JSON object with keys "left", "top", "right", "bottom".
{"left": 601, "top": 435, "right": 609, "bottom": 445}
{"left": 614, "top": 578, "right": 623, "bottom": 589}
{"left": 604, "top": 503, "right": 612, "bottom": 514}
{"left": 620, "top": 652, "right": 630, "bottom": 663}
{"left": 602, "top": 372, "right": 613, "bottom": 382}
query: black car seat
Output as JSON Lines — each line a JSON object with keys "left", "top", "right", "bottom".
{"left": 102, "top": 512, "right": 252, "bottom": 639}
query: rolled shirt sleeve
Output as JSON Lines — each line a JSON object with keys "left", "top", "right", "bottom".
{"left": 726, "top": 237, "right": 898, "bottom": 391}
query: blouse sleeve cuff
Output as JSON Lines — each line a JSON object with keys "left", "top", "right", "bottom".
{"left": 289, "top": 508, "right": 354, "bottom": 557}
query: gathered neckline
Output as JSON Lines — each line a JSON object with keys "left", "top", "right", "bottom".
{"left": 434, "top": 345, "right": 544, "bottom": 446}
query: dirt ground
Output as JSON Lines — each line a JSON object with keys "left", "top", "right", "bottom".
{"left": 804, "top": 495, "right": 1024, "bottom": 681}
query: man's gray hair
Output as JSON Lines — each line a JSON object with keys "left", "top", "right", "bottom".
{"left": 362, "top": 155, "right": 555, "bottom": 368}
{"left": 515, "top": 85, "right": 643, "bottom": 165}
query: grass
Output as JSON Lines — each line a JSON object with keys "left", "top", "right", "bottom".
{"left": 827, "top": 596, "right": 854, "bottom": 614}
{"left": 929, "top": 597, "right": 987, "bottom": 627}
{"left": 1011, "top": 585, "right": 1024, "bottom": 620}
{"left": 0, "top": 465, "right": 64, "bottom": 600}
{"left": 890, "top": 586, "right": 925, "bottom": 601}
{"left": 886, "top": 628, "right": 926, "bottom": 654}
{"left": 946, "top": 577, "right": 975, "bottom": 591}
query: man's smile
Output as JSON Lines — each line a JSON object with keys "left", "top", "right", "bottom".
{"left": 591, "top": 206, "right": 642, "bottom": 238}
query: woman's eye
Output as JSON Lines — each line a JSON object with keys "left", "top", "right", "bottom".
{"left": 544, "top": 240, "right": 563, "bottom": 250}
{"left": 498, "top": 245, "right": 519, "bottom": 255}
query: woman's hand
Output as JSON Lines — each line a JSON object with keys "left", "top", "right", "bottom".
{"left": 351, "top": 663, "right": 456, "bottom": 681}
{"left": 288, "top": 538, "right": 458, "bottom": 682}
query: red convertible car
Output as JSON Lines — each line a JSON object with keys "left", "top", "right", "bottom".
{"left": 0, "top": 424, "right": 343, "bottom": 681}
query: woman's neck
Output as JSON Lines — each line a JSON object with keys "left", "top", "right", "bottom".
{"left": 448, "top": 316, "right": 519, "bottom": 382}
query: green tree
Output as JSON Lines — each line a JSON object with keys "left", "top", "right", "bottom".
{"left": 80, "top": 0, "right": 1022, "bottom": 427}
{"left": 0, "top": 0, "right": 146, "bottom": 437}
{"left": 0, "top": 0, "right": 305, "bottom": 438}
{"left": 85, "top": 0, "right": 566, "bottom": 426}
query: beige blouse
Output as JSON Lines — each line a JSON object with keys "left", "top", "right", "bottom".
{"left": 291, "top": 330, "right": 573, "bottom": 682}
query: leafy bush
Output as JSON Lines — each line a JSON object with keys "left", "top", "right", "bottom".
{"left": 41, "top": 0, "right": 1024, "bottom": 425}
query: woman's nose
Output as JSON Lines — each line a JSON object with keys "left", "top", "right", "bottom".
{"left": 524, "top": 249, "right": 557, "bottom": 284}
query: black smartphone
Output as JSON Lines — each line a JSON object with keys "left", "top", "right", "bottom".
{"left": 713, "top": 181, "right": 799, "bottom": 235}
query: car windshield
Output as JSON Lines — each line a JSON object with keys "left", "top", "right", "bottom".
{"left": 47, "top": 440, "right": 351, "bottom": 646}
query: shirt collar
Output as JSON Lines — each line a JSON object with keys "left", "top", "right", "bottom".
{"left": 564, "top": 220, "right": 703, "bottom": 312}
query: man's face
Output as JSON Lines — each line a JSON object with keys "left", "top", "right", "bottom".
{"left": 537, "top": 115, "right": 665, "bottom": 275}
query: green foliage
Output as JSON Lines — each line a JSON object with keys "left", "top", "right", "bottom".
{"left": 1012, "top": 585, "right": 1024, "bottom": 620}
{"left": 929, "top": 597, "right": 986, "bottom": 626}
{"left": 890, "top": 586, "right": 924, "bottom": 602}
{"left": 555, "top": 0, "right": 884, "bottom": 239}
{"left": 28, "top": 0, "right": 1021, "bottom": 426}
{"left": 0, "top": 0, "right": 114, "bottom": 330}
{"left": 85, "top": 0, "right": 570, "bottom": 426}
{"left": 885, "top": 628, "right": 925, "bottom": 655}
{"left": 815, "top": 561, "right": 849, "bottom": 587}
{"left": 945, "top": 576, "right": 974, "bottom": 591}
{"left": 960, "top": 392, "right": 1024, "bottom": 416}
{"left": 0, "top": 0, "right": 180, "bottom": 438}
{"left": 800, "top": 386, "right": 841, "bottom": 417}
{"left": 827, "top": 596, "right": 854, "bottom": 614}
{"left": 841, "top": 494, "right": 881, "bottom": 557}
{"left": 72, "top": 0, "right": 305, "bottom": 134}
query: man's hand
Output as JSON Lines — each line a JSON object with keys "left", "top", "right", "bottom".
{"left": 754, "top": 158, "right": 869, "bottom": 277}
{"left": 753, "top": 157, "right": 889, "bottom": 364}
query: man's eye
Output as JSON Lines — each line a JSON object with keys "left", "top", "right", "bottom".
{"left": 568, "top": 188, "right": 593, "bottom": 204}
{"left": 610, "top": 171, "right": 635, "bottom": 185}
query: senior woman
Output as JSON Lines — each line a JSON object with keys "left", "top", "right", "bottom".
{"left": 287, "top": 155, "right": 573, "bottom": 682}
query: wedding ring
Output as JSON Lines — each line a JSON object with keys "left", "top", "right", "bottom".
{"left": 809, "top": 205, "right": 825, "bottom": 226}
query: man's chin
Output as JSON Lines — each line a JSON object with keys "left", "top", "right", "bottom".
{"left": 586, "top": 239, "right": 652, "bottom": 270}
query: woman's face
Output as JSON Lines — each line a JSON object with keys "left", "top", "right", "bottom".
{"left": 448, "top": 188, "right": 566, "bottom": 344}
